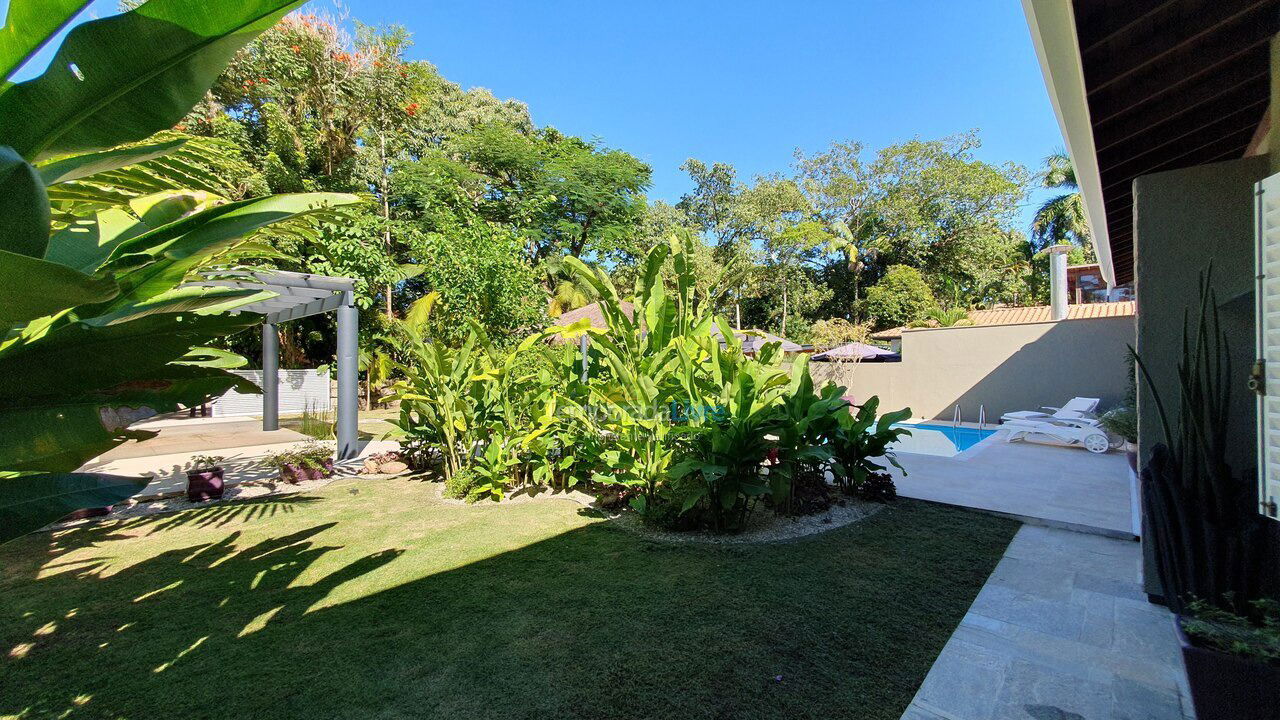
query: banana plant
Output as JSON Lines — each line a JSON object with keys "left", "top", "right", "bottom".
{"left": 0, "top": 0, "right": 360, "bottom": 540}
{"left": 828, "top": 397, "right": 913, "bottom": 495}
{"left": 559, "top": 235, "right": 723, "bottom": 514}
{"left": 668, "top": 340, "right": 793, "bottom": 531}
{"left": 769, "top": 354, "right": 849, "bottom": 514}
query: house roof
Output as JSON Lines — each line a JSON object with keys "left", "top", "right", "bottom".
{"left": 872, "top": 300, "right": 1136, "bottom": 339}
{"left": 547, "top": 300, "right": 634, "bottom": 344}
{"left": 1022, "top": 0, "right": 1277, "bottom": 286}
{"left": 710, "top": 325, "right": 805, "bottom": 353}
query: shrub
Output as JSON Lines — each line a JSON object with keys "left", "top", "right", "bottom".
{"left": 855, "top": 472, "right": 897, "bottom": 502}
{"left": 1099, "top": 406, "right": 1137, "bottom": 444}
{"left": 809, "top": 317, "right": 871, "bottom": 350}
{"left": 444, "top": 466, "right": 483, "bottom": 502}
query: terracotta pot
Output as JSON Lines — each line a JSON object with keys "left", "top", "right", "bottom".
{"left": 186, "top": 468, "right": 225, "bottom": 502}
{"left": 1175, "top": 615, "right": 1280, "bottom": 720}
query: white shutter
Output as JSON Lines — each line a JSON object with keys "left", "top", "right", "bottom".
{"left": 1257, "top": 173, "right": 1280, "bottom": 519}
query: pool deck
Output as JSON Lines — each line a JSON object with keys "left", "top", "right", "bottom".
{"left": 887, "top": 427, "right": 1135, "bottom": 537}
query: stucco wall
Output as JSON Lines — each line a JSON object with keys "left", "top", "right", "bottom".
{"left": 1132, "top": 156, "right": 1268, "bottom": 471}
{"left": 1132, "top": 155, "right": 1270, "bottom": 599}
{"left": 809, "top": 316, "right": 1135, "bottom": 422}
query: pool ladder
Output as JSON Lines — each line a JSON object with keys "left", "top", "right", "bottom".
{"left": 952, "top": 404, "right": 987, "bottom": 430}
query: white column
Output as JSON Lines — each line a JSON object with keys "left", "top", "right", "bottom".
{"left": 336, "top": 293, "right": 359, "bottom": 460}
{"left": 262, "top": 322, "right": 279, "bottom": 431}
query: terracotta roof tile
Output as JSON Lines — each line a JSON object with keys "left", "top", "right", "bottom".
{"left": 871, "top": 300, "right": 1135, "bottom": 339}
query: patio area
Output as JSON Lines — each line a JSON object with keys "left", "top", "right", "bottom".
{"left": 889, "top": 427, "right": 1137, "bottom": 538}
{"left": 76, "top": 415, "right": 396, "bottom": 500}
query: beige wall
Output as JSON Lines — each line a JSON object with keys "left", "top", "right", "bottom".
{"left": 809, "top": 316, "right": 1135, "bottom": 422}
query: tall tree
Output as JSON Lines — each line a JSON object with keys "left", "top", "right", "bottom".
{"left": 1030, "top": 151, "right": 1093, "bottom": 258}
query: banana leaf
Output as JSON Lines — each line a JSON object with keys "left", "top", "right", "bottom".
{"left": 0, "top": 471, "right": 147, "bottom": 542}
{"left": 0, "top": 0, "right": 91, "bottom": 82}
{"left": 36, "top": 139, "right": 186, "bottom": 185}
{"left": 0, "top": 0, "right": 307, "bottom": 160}
{"left": 0, "top": 248, "right": 118, "bottom": 327}
{"left": 0, "top": 312, "right": 257, "bottom": 402}
{"left": 0, "top": 145, "right": 51, "bottom": 257}
{"left": 43, "top": 207, "right": 150, "bottom": 273}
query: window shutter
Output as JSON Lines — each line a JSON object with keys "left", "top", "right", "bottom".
{"left": 1257, "top": 173, "right": 1280, "bottom": 519}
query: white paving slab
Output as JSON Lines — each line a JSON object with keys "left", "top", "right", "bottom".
{"left": 889, "top": 431, "right": 1135, "bottom": 537}
{"left": 901, "top": 525, "right": 1192, "bottom": 720}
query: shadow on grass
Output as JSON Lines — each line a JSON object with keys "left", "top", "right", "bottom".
{"left": 0, "top": 499, "right": 1016, "bottom": 720}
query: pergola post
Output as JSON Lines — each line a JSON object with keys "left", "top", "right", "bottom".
{"left": 262, "top": 321, "right": 279, "bottom": 431}
{"left": 335, "top": 292, "right": 359, "bottom": 460}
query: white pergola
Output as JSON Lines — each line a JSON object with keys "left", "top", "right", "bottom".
{"left": 189, "top": 270, "right": 360, "bottom": 459}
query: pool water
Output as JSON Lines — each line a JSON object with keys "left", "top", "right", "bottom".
{"left": 889, "top": 422, "right": 997, "bottom": 457}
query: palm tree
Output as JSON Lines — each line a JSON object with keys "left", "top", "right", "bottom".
{"left": 1031, "top": 152, "right": 1093, "bottom": 258}
{"left": 910, "top": 306, "right": 973, "bottom": 328}
{"left": 542, "top": 256, "right": 593, "bottom": 318}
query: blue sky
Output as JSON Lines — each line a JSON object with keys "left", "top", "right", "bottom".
{"left": 17, "top": 0, "right": 1065, "bottom": 230}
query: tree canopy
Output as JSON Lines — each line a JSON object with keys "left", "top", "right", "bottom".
{"left": 178, "top": 8, "right": 1065, "bottom": 361}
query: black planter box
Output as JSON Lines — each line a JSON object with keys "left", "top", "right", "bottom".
{"left": 1175, "top": 615, "right": 1280, "bottom": 720}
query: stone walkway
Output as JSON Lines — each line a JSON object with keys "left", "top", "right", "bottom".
{"left": 901, "top": 525, "right": 1192, "bottom": 720}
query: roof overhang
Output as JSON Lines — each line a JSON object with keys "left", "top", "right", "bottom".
{"left": 1022, "top": 0, "right": 1277, "bottom": 287}
{"left": 187, "top": 269, "right": 355, "bottom": 324}
{"left": 1022, "top": 0, "right": 1116, "bottom": 286}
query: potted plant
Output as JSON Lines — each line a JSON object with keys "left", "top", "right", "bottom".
{"left": 186, "top": 455, "right": 225, "bottom": 502}
{"left": 1134, "top": 269, "right": 1273, "bottom": 716}
{"left": 1174, "top": 598, "right": 1280, "bottom": 720}
{"left": 1098, "top": 406, "right": 1137, "bottom": 471}
{"left": 265, "top": 444, "right": 335, "bottom": 484}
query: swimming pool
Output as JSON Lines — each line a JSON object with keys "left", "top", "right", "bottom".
{"left": 889, "top": 422, "right": 997, "bottom": 457}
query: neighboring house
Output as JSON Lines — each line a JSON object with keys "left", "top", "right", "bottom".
{"left": 1022, "top": 0, "right": 1277, "bottom": 591}
{"left": 547, "top": 300, "right": 635, "bottom": 344}
{"left": 1067, "top": 263, "right": 1133, "bottom": 303}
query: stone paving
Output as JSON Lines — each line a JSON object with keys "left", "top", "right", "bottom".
{"left": 900, "top": 525, "right": 1192, "bottom": 720}
{"left": 891, "top": 432, "right": 1137, "bottom": 538}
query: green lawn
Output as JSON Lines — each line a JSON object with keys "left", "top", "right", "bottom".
{"left": 0, "top": 478, "right": 1017, "bottom": 720}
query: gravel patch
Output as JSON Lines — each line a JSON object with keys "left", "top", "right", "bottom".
{"left": 609, "top": 498, "right": 884, "bottom": 545}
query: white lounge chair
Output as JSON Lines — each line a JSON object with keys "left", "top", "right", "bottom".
{"left": 1000, "top": 397, "right": 1100, "bottom": 423}
{"left": 1002, "top": 415, "right": 1115, "bottom": 454}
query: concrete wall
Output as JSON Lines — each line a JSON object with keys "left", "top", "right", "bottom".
{"left": 1132, "top": 156, "right": 1268, "bottom": 471}
{"left": 809, "top": 316, "right": 1135, "bottom": 422}
{"left": 1132, "top": 155, "right": 1270, "bottom": 599}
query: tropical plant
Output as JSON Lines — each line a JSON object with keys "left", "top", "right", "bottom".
{"left": 828, "top": 397, "right": 912, "bottom": 496}
{"left": 0, "top": 0, "right": 362, "bottom": 541}
{"left": 770, "top": 355, "right": 847, "bottom": 514}
{"left": 557, "top": 235, "right": 724, "bottom": 517}
{"left": 667, "top": 338, "right": 793, "bottom": 531}
{"left": 1099, "top": 406, "right": 1137, "bottom": 444}
{"left": 1031, "top": 152, "right": 1092, "bottom": 256}
{"left": 911, "top": 306, "right": 973, "bottom": 328}
{"left": 1134, "top": 269, "right": 1269, "bottom": 615}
